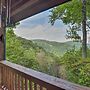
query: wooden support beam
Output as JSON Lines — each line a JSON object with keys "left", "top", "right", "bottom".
{"left": 0, "top": 0, "right": 7, "bottom": 60}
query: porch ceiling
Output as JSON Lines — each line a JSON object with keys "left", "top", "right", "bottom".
{"left": 10, "top": 0, "right": 71, "bottom": 23}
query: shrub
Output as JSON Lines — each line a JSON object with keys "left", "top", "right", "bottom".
{"left": 61, "top": 48, "right": 90, "bottom": 87}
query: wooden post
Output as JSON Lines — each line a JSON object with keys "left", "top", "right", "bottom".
{"left": 0, "top": 0, "right": 7, "bottom": 60}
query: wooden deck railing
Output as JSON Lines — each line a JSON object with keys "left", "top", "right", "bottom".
{"left": 0, "top": 61, "right": 90, "bottom": 90}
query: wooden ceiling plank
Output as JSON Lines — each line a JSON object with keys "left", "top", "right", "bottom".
{"left": 11, "top": 0, "right": 39, "bottom": 17}
{"left": 11, "top": 0, "right": 23, "bottom": 9}
{"left": 10, "top": 0, "right": 71, "bottom": 23}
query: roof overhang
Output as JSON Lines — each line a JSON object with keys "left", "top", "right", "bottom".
{"left": 10, "top": 0, "right": 71, "bottom": 23}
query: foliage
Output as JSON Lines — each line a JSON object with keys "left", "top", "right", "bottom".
{"left": 6, "top": 28, "right": 61, "bottom": 76}
{"left": 33, "top": 40, "right": 82, "bottom": 57}
{"left": 49, "top": 0, "right": 90, "bottom": 40}
{"left": 6, "top": 28, "right": 90, "bottom": 87}
{"left": 6, "top": 28, "right": 39, "bottom": 69}
{"left": 49, "top": 0, "right": 90, "bottom": 25}
{"left": 66, "top": 25, "right": 81, "bottom": 41}
{"left": 61, "top": 48, "right": 90, "bottom": 87}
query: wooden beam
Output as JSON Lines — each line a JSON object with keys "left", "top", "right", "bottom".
{"left": 10, "top": 0, "right": 71, "bottom": 23}
{"left": 0, "top": 61, "right": 90, "bottom": 90}
{"left": 0, "top": 0, "right": 7, "bottom": 60}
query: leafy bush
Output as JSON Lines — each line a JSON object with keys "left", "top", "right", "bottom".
{"left": 61, "top": 48, "right": 90, "bottom": 87}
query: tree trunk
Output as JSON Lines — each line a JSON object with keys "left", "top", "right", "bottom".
{"left": 82, "top": 0, "right": 87, "bottom": 58}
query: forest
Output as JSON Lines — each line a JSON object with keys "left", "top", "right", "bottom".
{"left": 6, "top": 28, "right": 90, "bottom": 87}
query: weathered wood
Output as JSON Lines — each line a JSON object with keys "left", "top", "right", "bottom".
{"left": 29, "top": 80, "right": 32, "bottom": 90}
{"left": 0, "top": 61, "right": 90, "bottom": 90}
{"left": 21, "top": 77, "right": 24, "bottom": 90}
{"left": 0, "top": 0, "right": 7, "bottom": 60}
{"left": 25, "top": 78, "right": 28, "bottom": 90}
{"left": 10, "top": 0, "right": 71, "bottom": 23}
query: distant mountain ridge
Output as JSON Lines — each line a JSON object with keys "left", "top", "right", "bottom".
{"left": 33, "top": 39, "right": 83, "bottom": 57}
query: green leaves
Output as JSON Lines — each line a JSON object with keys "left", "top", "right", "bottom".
{"left": 66, "top": 24, "right": 81, "bottom": 41}
{"left": 61, "top": 48, "right": 90, "bottom": 86}
{"left": 6, "top": 28, "right": 39, "bottom": 69}
{"left": 49, "top": 0, "right": 90, "bottom": 41}
{"left": 49, "top": 0, "right": 83, "bottom": 25}
{"left": 6, "top": 28, "right": 62, "bottom": 76}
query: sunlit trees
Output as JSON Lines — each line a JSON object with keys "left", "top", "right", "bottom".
{"left": 49, "top": 0, "right": 88, "bottom": 58}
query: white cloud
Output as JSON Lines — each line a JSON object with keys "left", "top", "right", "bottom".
{"left": 14, "top": 10, "right": 69, "bottom": 42}
{"left": 14, "top": 23, "right": 69, "bottom": 42}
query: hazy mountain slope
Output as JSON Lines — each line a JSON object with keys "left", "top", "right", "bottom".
{"left": 6, "top": 30, "right": 61, "bottom": 76}
{"left": 6, "top": 30, "right": 53, "bottom": 63}
{"left": 33, "top": 40, "right": 82, "bottom": 57}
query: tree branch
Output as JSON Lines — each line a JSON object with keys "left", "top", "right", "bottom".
{"left": 86, "top": 24, "right": 90, "bottom": 29}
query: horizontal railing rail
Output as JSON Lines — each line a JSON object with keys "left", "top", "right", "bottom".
{"left": 0, "top": 61, "right": 90, "bottom": 90}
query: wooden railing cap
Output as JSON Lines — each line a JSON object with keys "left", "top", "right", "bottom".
{"left": 0, "top": 61, "right": 90, "bottom": 90}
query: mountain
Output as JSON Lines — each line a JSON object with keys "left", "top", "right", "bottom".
{"left": 6, "top": 30, "right": 54, "bottom": 64}
{"left": 6, "top": 30, "right": 61, "bottom": 76}
{"left": 32, "top": 40, "right": 82, "bottom": 57}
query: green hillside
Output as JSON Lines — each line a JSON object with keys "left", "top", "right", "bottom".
{"left": 6, "top": 29, "right": 90, "bottom": 87}
{"left": 33, "top": 40, "right": 82, "bottom": 57}
{"left": 6, "top": 29, "right": 61, "bottom": 76}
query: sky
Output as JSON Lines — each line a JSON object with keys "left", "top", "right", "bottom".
{"left": 14, "top": 9, "right": 83, "bottom": 43}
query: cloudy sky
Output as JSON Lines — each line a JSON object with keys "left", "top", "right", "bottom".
{"left": 14, "top": 10, "right": 71, "bottom": 42}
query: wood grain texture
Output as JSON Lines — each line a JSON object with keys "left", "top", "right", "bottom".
{"left": 10, "top": 0, "right": 71, "bottom": 23}
{"left": 0, "top": 61, "right": 90, "bottom": 90}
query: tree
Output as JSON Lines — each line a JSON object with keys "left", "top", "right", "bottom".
{"left": 49, "top": 0, "right": 89, "bottom": 58}
{"left": 82, "top": 0, "right": 87, "bottom": 58}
